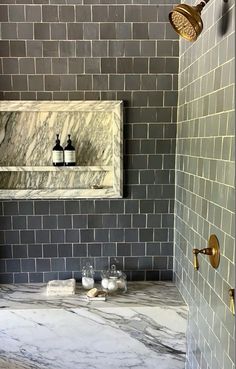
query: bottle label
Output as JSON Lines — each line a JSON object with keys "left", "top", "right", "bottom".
{"left": 64, "top": 151, "right": 76, "bottom": 163}
{"left": 53, "top": 151, "right": 64, "bottom": 163}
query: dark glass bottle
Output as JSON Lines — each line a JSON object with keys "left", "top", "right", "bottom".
{"left": 64, "top": 134, "right": 76, "bottom": 166}
{"left": 52, "top": 134, "right": 64, "bottom": 166}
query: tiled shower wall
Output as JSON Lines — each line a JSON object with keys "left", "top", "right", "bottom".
{"left": 0, "top": 0, "right": 179, "bottom": 283}
{"left": 175, "top": 0, "right": 235, "bottom": 369}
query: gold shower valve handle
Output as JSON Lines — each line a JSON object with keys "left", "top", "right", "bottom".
{"left": 193, "top": 235, "right": 220, "bottom": 270}
{"left": 229, "top": 289, "right": 235, "bottom": 316}
{"left": 192, "top": 248, "right": 213, "bottom": 270}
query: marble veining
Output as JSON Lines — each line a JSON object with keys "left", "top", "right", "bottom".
{"left": 0, "top": 101, "right": 123, "bottom": 198}
{"left": 0, "top": 101, "right": 121, "bottom": 112}
{"left": 0, "top": 282, "right": 187, "bottom": 369}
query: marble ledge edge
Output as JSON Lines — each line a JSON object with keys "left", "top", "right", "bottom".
{"left": 0, "top": 100, "right": 123, "bottom": 112}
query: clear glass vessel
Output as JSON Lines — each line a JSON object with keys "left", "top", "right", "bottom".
{"left": 82, "top": 263, "right": 95, "bottom": 290}
{"left": 101, "top": 264, "right": 127, "bottom": 293}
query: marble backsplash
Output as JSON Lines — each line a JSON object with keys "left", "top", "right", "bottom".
{"left": 0, "top": 111, "right": 113, "bottom": 166}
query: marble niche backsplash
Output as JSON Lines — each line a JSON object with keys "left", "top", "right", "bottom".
{"left": 0, "top": 101, "right": 123, "bottom": 198}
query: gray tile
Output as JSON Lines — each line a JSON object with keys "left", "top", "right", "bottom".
{"left": 45, "top": 75, "right": 60, "bottom": 91}
{"left": 36, "top": 259, "right": 50, "bottom": 272}
{"left": 102, "top": 243, "right": 116, "bottom": 257}
{"left": 42, "top": 41, "right": 59, "bottom": 57}
{"left": 5, "top": 231, "right": 19, "bottom": 244}
{"left": 94, "top": 229, "right": 109, "bottom": 242}
{"left": 69, "top": 58, "right": 84, "bottom": 73}
{"left": 110, "top": 228, "right": 124, "bottom": 242}
{"left": 27, "top": 41, "right": 42, "bottom": 57}
{"left": 100, "top": 23, "right": 116, "bottom": 39}
{"left": 26, "top": 5, "right": 42, "bottom": 22}
{"left": 116, "top": 23, "right": 132, "bottom": 39}
{"left": 153, "top": 256, "right": 167, "bottom": 269}
{"left": 124, "top": 257, "right": 139, "bottom": 270}
{"left": 34, "top": 23, "right": 50, "bottom": 40}
{"left": 73, "top": 243, "right": 87, "bottom": 257}
{"left": 28, "top": 75, "right": 44, "bottom": 91}
{"left": 0, "top": 5, "right": 8, "bottom": 22}
{"left": 19, "top": 58, "right": 35, "bottom": 74}
{"left": 85, "top": 58, "right": 100, "bottom": 74}
{"left": 68, "top": 23, "right": 83, "bottom": 40}
{"left": 80, "top": 229, "right": 94, "bottom": 242}
{"left": 124, "top": 41, "right": 140, "bottom": 57}
{"left": 12, "top": 75, "right": 28, "bottom": 91}
{"left": 101, "top": 58, "right": 116, "bottom": 74}
{"left": 76, "top": 41, "right": 91, "bottom": 57}
{"left": 51, "top": 23, "right": 66, "bottom": 40}
{"left": 133, "top": 58, "right": 148, "bottom": 73}
{"left": 59, "top": 6, "right": 75, "bottom": 21}
{"left": 10, "top": 41, "right": 26, "bottom": 57}
{"left": 102, "top": 215, "right": 116, "bottom": 228}
{"left": 109, "top": 40, "right": 125, "bottom": 57}
{"left": 117, "top": 243, "right": 131, "bottom": 256}
{"left": 88, "top": 243, "right": 101, "bottom": 257}
{"left": 133, "top": 23, "right": 149, "bottom": 39}
{"left": 6, "top": 259, "right": 21, "bottom": 273}
{"left": 125, "top": 5, "right": 141, "bottom": 22}
{"left": 92, "top": 5, "right": 108, "bottom": 22}
{"left": 43, "top": 244, "right": 57, "bottom": 257}
{"left": 77, "top": 75, "right": 92, "bottom": 90}
{"left": 149, "top": 23, "right": 165, "bottom": 39}
{"left": 139, "top": 228, "right": 153, "bottom": 242}
{"left": 84, "top": 23, "right": 99, "bottom": 39}
{"left": 58, "top": 243, "right": 72, "bottom": 257}
{"left": 65, "top": 229, "right": 79, "bottom": 243}
{"left": 108, "top": 6, "right": 124, "bottom": 22}
{"left": 12, "top": 216, "right": 26, "bottom": 230}
{"left": 92, "top": 41, "right": 108, "bottom": 57}
{"left": 2, "top": 58, "right": 19, "bottom": 74}
{"left": 42, "top": 5, "right": 58, "bottom": 22}
{"left": 9, "top": 5, "right": 25, "bottom": 22}
{"left": 20, "top": 230, "right": 35, "bottom": 244}
{"left": 52, "top": 58, "right": 67, "bottom": 74}
{"left": 109, "top": 75, "right": 124, "bottom": 90}
{"left": 35, "top": 230, "right": 50, "bottom": 243}
{"left": 0, "top": 41, "right": 10, "bottom": 57}
{"left": 1, "top": 23, "right": 17, "bottom": 39}
{"left": 76, "top": 5, "right": 91, "bottom": 22}
{"left": 13, "top": 244, "right": 27, "bottom": 258}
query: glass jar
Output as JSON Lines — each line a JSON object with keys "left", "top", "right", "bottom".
{"left": 101, "top": 265, "right": 127, "bottom": 293}
{"left": 82, "top": 263, "right": 95, "bottom": 290}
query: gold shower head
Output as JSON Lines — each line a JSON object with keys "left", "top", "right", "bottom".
{"left": 169, "top": 1, "right": 209, "bottom": 41}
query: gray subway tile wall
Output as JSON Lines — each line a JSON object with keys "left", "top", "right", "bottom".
{"left": 175, "top": 0, "right": 235, "bottom": 369}
{"left": 0, "top": 0, "right": 179, "bottom": 283}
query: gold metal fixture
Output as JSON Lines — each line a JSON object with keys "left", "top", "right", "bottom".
{"left": 193, "top": 234, "right": 220, "bottom": 270}
{"left": 229, "top": 289, "right": 235, "bottom": 315}
{"left": 169, "top": 0, "right": 210, "bottom": 41}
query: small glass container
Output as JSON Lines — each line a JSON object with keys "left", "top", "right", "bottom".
{"left": 101, "top": 265, "right": 127, "bottom": 293}
{"left": 82, "top": 263, "right": 95, "bottom": 290}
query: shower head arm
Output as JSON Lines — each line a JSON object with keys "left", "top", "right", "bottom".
{"left": 195, "top": 0, "right": 210, "bottom": 12}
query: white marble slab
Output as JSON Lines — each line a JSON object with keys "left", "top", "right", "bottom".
{"left": 0, "top": 282, "right": 187, "bottom": 369}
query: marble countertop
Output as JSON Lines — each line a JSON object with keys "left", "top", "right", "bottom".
{"left": 0, "top": 282, "right": 188, "bottom": 369}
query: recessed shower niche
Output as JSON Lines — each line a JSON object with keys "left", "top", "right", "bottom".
{"left": 0, "top": 101, "right": 123, "bottom": 199}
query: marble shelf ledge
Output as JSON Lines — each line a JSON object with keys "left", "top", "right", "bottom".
{"left": 0, "top": 187, "right": 117, "bottom": 199}
{"left": 0, "top": 165, "right": 112, "bottom": 172}
{"left": 0, "top": 100, "right": 121, "bottom": 112}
